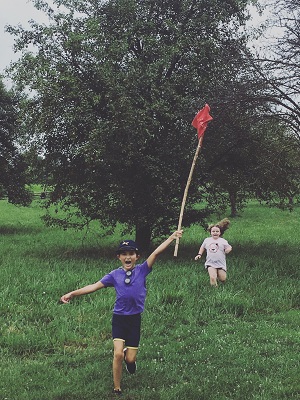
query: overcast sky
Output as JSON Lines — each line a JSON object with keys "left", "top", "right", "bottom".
{"left": 0, "top": 1, "right": 272, "bottom": 82}
{"left": 0, "top": 1, "right": 52, "bottom": 74}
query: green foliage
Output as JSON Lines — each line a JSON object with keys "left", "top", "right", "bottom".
{"left": 254, "top": 0, "right": 300, "bottom": 137}
{"left": 6, "top": 0, "right": 300, "bottom": 247}
{"left": 0, "top": 79, "right": 32, "bottom": 205}
{"left": 0, "top": 200, "right": 300, "bottom": 399}
{"left": 202, "top": 117, "right": 300, "bottom": 216}
{"left": 6, "top": 0, "right": 259, "bottom": 243}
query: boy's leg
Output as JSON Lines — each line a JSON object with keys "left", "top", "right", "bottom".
{"left": 124, "top": 347, "right": 138, "bottom": 374}
{"left": 124, "top": 347, "right": 138, "bottom": 364}
{"left": 207, "top": 267, "right": 218, "bottom": 287}
{"left": 113, "top": 339, "right": 125, "bottom": 391}
{"left": 123, "top": 314, "right": 141, "bottom": 374}
{"left": 217, "top": 269, "right": 227, "bottom": 283}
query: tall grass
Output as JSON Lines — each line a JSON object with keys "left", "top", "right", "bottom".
{"left": 0, "top": 200, "right": 299, "bottom": 399}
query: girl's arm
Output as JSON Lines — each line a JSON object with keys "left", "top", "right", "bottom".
{"left": 225, "top": 245, "right": 232, "bottom": 254}
{"left": 146, "top": 230, "right": 183, "bottom": 268}
{"left": 60, "top": 281, "right": 105, "bottom": 303}
{"left": 195, "top": 245, "right": 205, "bottom": 260}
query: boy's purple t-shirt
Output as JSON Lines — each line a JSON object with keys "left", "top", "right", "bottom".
{"left": 100, "top": 261, "right": 152, "bottom": 315}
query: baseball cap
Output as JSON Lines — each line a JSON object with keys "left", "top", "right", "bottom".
{"left": 116, "top": 240, "right": 139, "bottom": 254}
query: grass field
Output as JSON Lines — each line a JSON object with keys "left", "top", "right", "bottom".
{"left": 0, "top": 199, "right": 299, "bottom": 400}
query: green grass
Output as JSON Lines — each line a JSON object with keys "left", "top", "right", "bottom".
{"left": 0, "top": 200, "right": 299, "bottom": 399}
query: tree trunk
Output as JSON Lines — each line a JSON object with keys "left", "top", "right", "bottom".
{"left": 229, "top": 191, "right": 237, "bottom": 217}
{"left": 135, "top": 224, "right": 152, "bottom": 253}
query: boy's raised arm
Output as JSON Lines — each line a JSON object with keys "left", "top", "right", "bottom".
{"left": 146, "top": 230, "right": 183, "bottom": 268}
{"left": 60, "top": 281, "right": 105, "bottom": 303}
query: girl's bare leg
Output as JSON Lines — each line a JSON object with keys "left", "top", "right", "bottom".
{"left": 217, "top": 269, "right": 227, "bottom": 283}
{"left": 207, "top": 267, "right": 218, "bottom": 287}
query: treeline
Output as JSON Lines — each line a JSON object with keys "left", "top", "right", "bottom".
{"left": 1, "top": 0, "right": 299, "bottom": 248}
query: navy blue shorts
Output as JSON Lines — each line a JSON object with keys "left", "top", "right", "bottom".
{"left": 112, "top": 313, "right": 141, "bottom": 348}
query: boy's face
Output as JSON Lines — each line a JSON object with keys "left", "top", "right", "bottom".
{"left": 117, "top": 250, "right": 140, "bottom": 270}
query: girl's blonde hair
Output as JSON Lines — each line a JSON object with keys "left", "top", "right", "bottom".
{"left": 207, "top": 218, "right": 230, "bottom": 236}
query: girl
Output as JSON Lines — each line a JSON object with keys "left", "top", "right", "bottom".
{"left": 195, "top": 218, "right": 232, "bottom": 287}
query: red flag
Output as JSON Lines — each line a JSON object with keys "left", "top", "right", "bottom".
{"left": 192, "top": 103, "right": 213, "bottom": 139}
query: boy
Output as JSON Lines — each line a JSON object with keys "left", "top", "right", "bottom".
{"left": 60, "top": 230, "right": 183, "bottom": 395}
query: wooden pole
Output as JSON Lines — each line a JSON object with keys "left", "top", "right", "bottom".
{"left": 174, "top": 135, "right": 204, "bottom": 257}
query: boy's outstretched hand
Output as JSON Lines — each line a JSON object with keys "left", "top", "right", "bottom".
{"left": 60, "top": 293, "right": 72, "bottom": 304}
{"left": 146, "top": 229, "right": 183, "bottom": 268}
{"left": 171, "top": 230, "right": 183, "bottom": 240}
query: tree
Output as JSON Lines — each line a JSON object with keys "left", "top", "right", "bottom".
{"left": 178, "top": 44, "right": 300, "bottom": 218}
{"left": 251, "top": 0, "right": 300, "bottom": 138}
{"left": 200, "top": 115, "right": 300, "bottom": 217}
{"left": 0, "top": 79, "right": 32, "bottom": 205}
{"left": 22, "top": 147, "right": 47, "bottom": 185}
{"left": 7, "top": 0, "right": 288, "bottom": 248}
{"left": 196, "top": 0, "right": 300, "bottom": 217}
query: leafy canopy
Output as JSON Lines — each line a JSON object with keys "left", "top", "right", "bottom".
{"left": 0, "top": 79, "right": 32, "bottom": 205}
{"left": 8, "top": 0, "right": 266, "bottom": 245}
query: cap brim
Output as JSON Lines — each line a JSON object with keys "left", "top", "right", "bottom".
{"left": 117, "top": 246, "right": 138, "bottom": 253}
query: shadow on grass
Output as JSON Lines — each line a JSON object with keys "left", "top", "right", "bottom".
{"left": 26, "top": 239, "right": 299, "bottom": 259}
{"left": 18, "top": 238, "right": 300, "bottom": 284}
{"left": 28, "top": 244, "right": 114, "bottom": 262}
{"left": 164, "top": 241, "right": 299, "bottom": 259}
{"left": 0, "top": 225, "right": 43, "bottom": 235}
